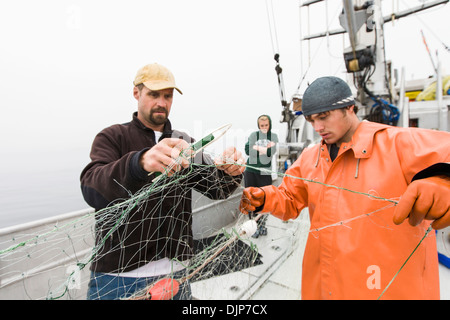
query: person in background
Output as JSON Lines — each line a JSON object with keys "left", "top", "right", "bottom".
{"left": 244, "top": 114, "right": 278, "bottom": 237}
{"left": 81, "top": 63, "right": 245, "bottom": 300}
{"left": 240, "top": 76, "right": 450, "bottom": 299}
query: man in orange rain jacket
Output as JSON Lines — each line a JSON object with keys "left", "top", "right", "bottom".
{"left": 240, "top": 76, "right": 450, "bottom": 300}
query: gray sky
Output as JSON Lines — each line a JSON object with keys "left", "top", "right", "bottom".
{"left": 0, "top": 0, "right": 449, "bottom": 167}
{"left": 0, "top": 0, "right": 449, "bottom": 225}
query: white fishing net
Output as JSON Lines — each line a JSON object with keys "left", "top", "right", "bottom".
{"left": 0, "top": 127, "right": 448, "bottom": 300}
{"left": 0, "top": 126, "right": 295, "bottom": 300}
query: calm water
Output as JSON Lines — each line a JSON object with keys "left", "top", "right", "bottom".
{"left": 0, "top": 130, "right": 253, "bottom": 229}
{"left": 0, "top": 147, "right": 91, "bottom": 229}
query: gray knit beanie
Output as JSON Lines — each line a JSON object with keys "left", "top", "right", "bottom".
{"left": 302, "top": 76, "right": 355, "bottom": 116}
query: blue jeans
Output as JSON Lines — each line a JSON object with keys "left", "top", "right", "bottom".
{"left": 86, "top": 270, "right": 192, "bottom": 300}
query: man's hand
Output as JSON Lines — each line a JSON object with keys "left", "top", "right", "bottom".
{"left": 215, "top": 147, "right": 245, "bottom": 176}
{"left": 393, "top": 176, "right": 450, "bottom": 230}
{"left": 239, "top": 187, "right": 265, "bottom": 214}
{"left": 252, "top": 142, "right": 275, "bottom": 155}
{"left": 140, "top": 138, "right": 193, "bottom": 176}
{"left": 253, "top": 145, "right": 267, "bottom": 155}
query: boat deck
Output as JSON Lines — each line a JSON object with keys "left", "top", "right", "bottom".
{"left": 191, "top": 212, "right": 309, "bottom": 300}
{"left": 192, "top": 212, "right": 450, "bottom": 300}
{"left": 1, "top": 207, "right": 448, "bottom": 300}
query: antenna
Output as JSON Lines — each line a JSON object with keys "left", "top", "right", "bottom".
{"left": 421, "top": 29, "right": 437, "bottom": 73}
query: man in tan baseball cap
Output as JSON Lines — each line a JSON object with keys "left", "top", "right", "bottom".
{"left": 133, "top": 63, "right": 182, "bottom": 94}
{"left": 82, "top": 62, "right": 245, "bottom": 300}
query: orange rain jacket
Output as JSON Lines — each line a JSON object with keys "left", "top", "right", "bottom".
{"left": 261, "top": 121, "right": 450, "bottom": 299}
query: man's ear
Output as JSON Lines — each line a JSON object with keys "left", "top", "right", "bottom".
{"left": 133, "top": 86, "right": 140, "bottom": 100}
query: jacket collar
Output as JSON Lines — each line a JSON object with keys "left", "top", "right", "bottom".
{"left": 318, "top": 120, "right": 389, "bottom": 160}
{"left": 315, "top": 121, "right": 390, "bottom": 177}
{"left": 346, "top": 121, "right": 390, "bottom": 159}
{"left": 131, "top": 112, "right": 173, "bottom": 138}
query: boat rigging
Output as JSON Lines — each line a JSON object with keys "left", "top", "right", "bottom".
{"left": 269, "top": 0, "right": 450, "bottom": 169}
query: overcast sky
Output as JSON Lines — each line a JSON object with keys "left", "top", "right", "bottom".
{"left": 0, "top": 0, "right": 449, "bottom": 168}
{"left": 0, "top": 0, "right": 449, "bottom": 225}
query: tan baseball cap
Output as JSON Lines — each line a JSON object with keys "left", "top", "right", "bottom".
{"left": 133, "top": 63, "right": 182, "bottom": 94}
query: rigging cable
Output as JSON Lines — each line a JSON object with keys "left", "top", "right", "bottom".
{"left": 398, "top": 0, "right": 450, "bottom": 53}
{"left": 265, "top": 0, "right": 295, "bottom": 141}
{"left": 265, "top": 0, "right": 287, "bottom": 108}
{"left": 295, "top": 1, "right": 343, "bottom": 95}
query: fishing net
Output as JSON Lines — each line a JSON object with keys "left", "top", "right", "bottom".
{"left": 0, "top": 125, "right": 304, "bottom": 300}
{"left": 0, "top": 159, "right": 260, "bottom": 299}
{"left": 0, "top": 126, "right": 448, "bottom": 300}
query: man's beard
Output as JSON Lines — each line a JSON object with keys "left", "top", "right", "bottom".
{"left": 149, "top": 108, "right": 168, "bottom": 126}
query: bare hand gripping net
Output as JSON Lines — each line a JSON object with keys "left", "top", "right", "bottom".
{"left": 0, "top": 124, "right": 447, "bottom": 300}
{"left": 0, "top": 124, "right": 267, "bottom": 300}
